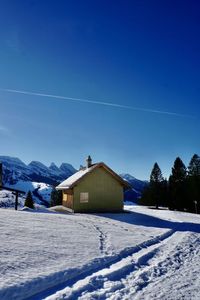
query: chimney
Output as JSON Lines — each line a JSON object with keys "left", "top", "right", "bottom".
{"left": 0, "top": 162, "right": 2, "bottom": 187}
{"left": 86, "top": 155, "right": 92, "bottom": 168}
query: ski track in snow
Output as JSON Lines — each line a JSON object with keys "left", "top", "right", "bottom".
{"left": 74, "top": 232, "right": 191, "bottom": 300}
{"left": 30, "top": 229, "right": 175, "bottom": 300}
{"left": 43, "top": 230, "right": 200, "bottom": 300}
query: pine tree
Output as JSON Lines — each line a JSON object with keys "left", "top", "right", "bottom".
{"left": 24, "top": 191, "right": 34, "bottom": 209}
{"left": 140, "top": 163, "right": 164, "bottom": 208}
{"left": 149, "top": 163, "right": 164, "bottom": 209}
{"left": 160, "top": 178, "right": 169, "bottom": 208}
{"left": 50, "top": 188, "right": 62, "bottom": 207}
{"left": 150, "top": 163, "right": 163, "bottom": 183}
{"left": 187, "top": 154, "right": 200, "bottom": 213}
{"left": 188, "top": 154, "right": 200, "bottom": 176}
{"left": 171, "top": 157, "right": 187, "bottom": 182}
{"left": 168, "top": 157, "right": 187, "bottom": 211}
{"left": 139, "top": 185, "right": 153, "bottom": 206}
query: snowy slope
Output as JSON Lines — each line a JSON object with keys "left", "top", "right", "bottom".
{"left": 0, "top": 190, "right": 25, "bottom": 209}
{"left": 120, "top": 173, "right": 148, "bottom": 191}
{"left": 120, "top": 173, "right": 149, "bottom": 202}
{"left": 0, "top": 206, "right": 200, "bottom": 299}
{"left": 0, "top": 156, "right": 32, "bottom": 184}
{"left": 11, "top": 180, "right": 52, "bottom": 205}
{"left": 0, "top": 181, "right": 52, "bottom": 208}
{"left": 59, "top": 163, "right": 77, "bottom": 176}
{"left": 29, "top": 161, "right": 53, "bottom": 177}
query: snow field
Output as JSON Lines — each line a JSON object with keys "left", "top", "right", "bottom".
{"left": 0, "top": 205, "right": 200, "bottom": 299}
{"left": 0, "top": 207, "right": 169, "bottom": 299}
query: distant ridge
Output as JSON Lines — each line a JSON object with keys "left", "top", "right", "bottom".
{"left": 120, "top": 173, "right": 149, "bottom": 202}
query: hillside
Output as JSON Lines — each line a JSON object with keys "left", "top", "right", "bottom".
{"left": 0, "top": 205, "right": 200, "bottom": 299}
{"left": 120, "top": 173, "right": 149, "bottom": 201}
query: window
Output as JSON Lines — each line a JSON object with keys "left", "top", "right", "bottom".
{"left": 80, "top": 192, "right": 89, "bottom": 203}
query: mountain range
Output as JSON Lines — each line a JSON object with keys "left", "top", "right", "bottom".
{"left": 0, "top": 156, "right": 77, "bottom": 186}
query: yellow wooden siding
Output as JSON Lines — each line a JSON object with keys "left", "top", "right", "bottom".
{"left": 62, "top": 191, "right": 73, "bottom": 209}
{"left": 73, "top": 167, "right": 123, "bottom": 212}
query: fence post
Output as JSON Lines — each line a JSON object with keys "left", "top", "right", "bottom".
{"left": 15, "top": 192, "right": 19, "bottom": 210}
{"left": 0, "top": 162, "right": 2, "bottom": 187}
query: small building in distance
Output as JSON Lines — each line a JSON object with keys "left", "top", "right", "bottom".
{"left": 56, "top": 156, "right": 130, "bottom": 213}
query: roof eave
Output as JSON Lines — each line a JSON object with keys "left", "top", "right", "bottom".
{"left": 56, "top": 186, "right": 71, "bottom": 190}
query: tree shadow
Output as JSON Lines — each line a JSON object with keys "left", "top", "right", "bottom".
{"left": 94, "top": 210, "right": 200, "bottom": 233}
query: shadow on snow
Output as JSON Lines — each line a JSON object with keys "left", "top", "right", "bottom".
{"left": 91, "top": 210, "right": 200, "bottom": 233}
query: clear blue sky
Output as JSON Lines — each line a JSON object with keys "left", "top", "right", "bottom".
{"left": 0, "top": 0, "right": 199, "bottom": 179}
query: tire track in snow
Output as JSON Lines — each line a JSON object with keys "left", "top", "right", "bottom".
{"left": 40, "top": 229, "right": 175, "bottom": 300}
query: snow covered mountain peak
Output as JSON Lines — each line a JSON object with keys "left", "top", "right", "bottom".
{"left": 49, "top": 162, "right": 62, "bottom": 174}
{"left": 0, "top": 156, "right": 29, "bottom": 170}
{"left": 29, "top": 161, "right": 51, "bottom": 174}
{"left": 120, "top": 173, "right": 137, "bottom": 181}
{"left": 60, "top": 162, "right": 77, "bottom": 175}
{"left": 49, "top": 162, "right": 59, "bottom": 169}
{"left": 0, "top": 156, "right": 77, "bottom": 186}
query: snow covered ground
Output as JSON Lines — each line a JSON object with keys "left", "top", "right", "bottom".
{"left": 0, "top": 205, "right": 200, "bottom": 299}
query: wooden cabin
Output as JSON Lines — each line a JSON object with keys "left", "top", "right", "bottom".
{"left": 56, "top": 156, "right": 130, "bottom": 213}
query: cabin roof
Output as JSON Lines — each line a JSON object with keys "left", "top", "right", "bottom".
{"left": 56, "top": 162, "right": 130, "bottom": 190}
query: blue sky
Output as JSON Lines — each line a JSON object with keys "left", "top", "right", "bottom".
{"left": 0, "top": 0, "right": 199, "bottom": 179}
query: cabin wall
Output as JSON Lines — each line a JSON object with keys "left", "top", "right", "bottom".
{"left": 62, "top": 191, "right": 73, "bottom": 210}
{"left": 73, "top": 167, "right": 123, "bottom": 212}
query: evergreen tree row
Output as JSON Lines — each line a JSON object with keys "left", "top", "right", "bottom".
{"left": 140, "top": 154, "right": 200, "bottom": 213}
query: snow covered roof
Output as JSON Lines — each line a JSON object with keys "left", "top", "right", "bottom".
{"left": 56, "top": 162, "right": 130, "bottom": 190}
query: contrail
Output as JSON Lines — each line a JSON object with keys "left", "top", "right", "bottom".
{"left": 0, "top": 88, "right": 191, "bottom": 117}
